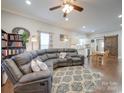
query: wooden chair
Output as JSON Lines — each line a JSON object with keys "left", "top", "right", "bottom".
{"left": 96, "top": 53, "right": 103, "bottom": 63}
{"left": 91, "top": 51, "right": 98, "bottom": 61}
{"left": 103, "top": 50, "right": 109, "bottom": 61}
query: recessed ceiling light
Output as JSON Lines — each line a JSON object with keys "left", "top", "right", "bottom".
{"left": 91, "top": 30, "right": 95, "bottom": 32}
{"left": 82, "top": 26, "right": 86, "bottom": 29}
{"left": 25, "top": 0, "right": 31, "bottom": 5}
{"left": 65, "top": 18, "right": 69, "bottom": 21}
{"left": 118, "top": 14, "right": 122, "bottom": 18}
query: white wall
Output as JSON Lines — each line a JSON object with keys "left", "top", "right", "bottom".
{"left": 1, "top": 10, "right": 87, "bottom": 51}
{"left": 88, "top": 31, "right": 122, "bottom": 59}
{"left": 2, "top": 11, "right": 121, "bottom": 58}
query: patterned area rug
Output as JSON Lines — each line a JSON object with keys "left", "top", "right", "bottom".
{"left": 52, "top": 66, "right": 102, "bottom": 93}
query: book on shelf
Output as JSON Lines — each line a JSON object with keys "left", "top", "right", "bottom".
{"left": 9, "top": 49, "right": 11, "bottom": 55}
{"left": 9, "top": 35, "right": 15, "bottom": 40}
{"left": 2, "top": 35, "right": 4, "bottom": 39}
{"left": 2, "top": 50, "right": 8, "bottom": 56}
{"left": 2, "top": 41, "right": 7, "bottom": 47}
{"left": 19, "top": 35, "right": 22, "bottom": 40}
{"left": 15, "top": 35, "right": 18, "bottom": 40}
{"left": 11, "top": 49, "right": 13, "bottom": 55}
{"left": 18, "top": 35, "right": 20, "bottom": 40}
{"left": 16, "top": 50, "right": 19, "bottom": 54}
{"left": 15, "top": 35, "right": 17, "bottom": 40}
{"left": 13, "top": 50, "right": 16, "bottom": 55}
{"left": 16, "top": 42, "right": 21, "bottom": 47}
{"left": 2, "top": 33, "right": 7, "bottom": 40}
{"left": 11, "top": 42, "right": 23, "bottom": 47}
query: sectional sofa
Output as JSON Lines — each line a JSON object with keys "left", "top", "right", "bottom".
{"left": 2, "top": 48, "right": 84, "bottom": 93}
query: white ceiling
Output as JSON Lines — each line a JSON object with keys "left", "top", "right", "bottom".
{"left": 1, "top": 0, "right": 122, "bottom": 34}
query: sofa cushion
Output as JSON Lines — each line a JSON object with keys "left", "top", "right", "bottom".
{"left": 71, "top": 57, "right": 81, "bottom": 62}
{"left": 45, "top": 61, "right": 53, "bottom": 67}
{"left": 19, "top": 70, "right": 51, "bottom": 83}
{"left": 4, "top": 59, "right": 23, "bottom": 82}
{"left": 48, "top": 66, "right": 53, "bottom": 74}
{"left": 46, "top": 49, "right": 58, "bottom": 53}
{"left": 12, "top": 52, "right": 33, "bottom": 74}
{"left": 65, "top": 48, "right": 77, "bottom": 52}
{"left": 47, "top": 53, "right": 57, "bottom": 59}
{"left": 44, "top": 59, "right": 58, "bottom": 66}
{"left": 30, "top": 51, "right": 38, "bottom": 59}
{"left": 12, "top": 52, "right": 32, "bottom": 66}
{"left": 67, "top": 52, "right": 78, "bottom": 57}
{"left": 39, "top": 54, "right": 48, "bottom": 62}
{"left": 36, "top": 49, "right": 46, "bottom": 55}
{"left": 44, "top": 61, "right": 53, "bottom": 67}
{"left": 58, "top": 48, "right": 65, "bottom": 52}
{"left": 45, "top": 58, "right": 68, "bottom": 66}
{"left": 56, "top": 53, "right": 60, "bottom": 57}
{"left": 21, "top": 63, "right": 32, "bottom": 74}
{"left": 58, "top": 58, "right": 68, "bottom": 62}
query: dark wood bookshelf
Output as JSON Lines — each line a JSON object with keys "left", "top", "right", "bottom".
{"left": 9, "top": 40, "right": 23, "bottom": 42}
{"left": 2, "top": 39, "right": 7, "bottom": 41}
{"left": 7, "top": 46, "right": 25, "bottom": 48}
{"left": 2, "top": 47, "right": 8, "bottom": 49}
{"left": 1, "top": 30, "right": 26, "bottom": 59}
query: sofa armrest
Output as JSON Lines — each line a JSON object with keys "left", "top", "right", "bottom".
{"left": 19, "top": 70, "right": 51, "bottom": 83}
{"left": 66, "top": 56, "right": 72, "bottom": 60}
{"left": 78, "top": 55, "right": 84, "bottom": 58}
{"left": 78, "top": 55, "right": 84, "bottom": 64}
{"left": 15, "top": 77, "right": 52, "bottom": 93}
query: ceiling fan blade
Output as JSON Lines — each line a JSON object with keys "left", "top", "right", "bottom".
{"left": 72, "top": 4, "right": 83, "bottom": 12}
{"left": 63, "top": 12, "right": 67, "bottom": 17}
{"left": 49, "top": 5, "right": 61, "bottom": 11}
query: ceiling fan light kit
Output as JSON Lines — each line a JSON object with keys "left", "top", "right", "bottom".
{"left": 62, "top": 4, "right": 74, "bottom": 14}
{"left": 49, "top": 0, "right": 83, "bottom": 18}
{"left": 65, "top": 17, "right": 69, "bottom": 21}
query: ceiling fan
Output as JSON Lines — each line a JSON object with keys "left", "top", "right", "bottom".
{"left": 49, "top": 0, "right": 84, "bottom": 18}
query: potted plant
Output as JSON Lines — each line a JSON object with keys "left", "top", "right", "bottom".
{"left": 22, "top": 31, "right": 29, "bottom": 47}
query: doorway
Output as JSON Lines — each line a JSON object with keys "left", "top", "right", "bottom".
{"left": 96, "top": 39, "right": 104, "bottom": 52}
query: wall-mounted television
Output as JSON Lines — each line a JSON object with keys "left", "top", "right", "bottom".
{"left": 91, "top": 39, "right": 94, "bottom": 43}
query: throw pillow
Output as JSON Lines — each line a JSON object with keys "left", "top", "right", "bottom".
{"left": 36, "top": 60, "right": 48, "bottom": 71}
{"left": 68, "top": 52, "right": 78, "bottom": 57}
{"left": 31, "top": 60, "right": 40, "bottom": 72}
{"left": 59, "top": 52, "right": 67, "bottom": 59}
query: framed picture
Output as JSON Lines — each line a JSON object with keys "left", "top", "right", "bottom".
{"left": 12, "top": 27, "right": 30, "bottom": 37}
{"left": 60, "top": 34, "right": 68, "bottom": 41}
{"left": 12, "top": 27, "right": 30, "bottom": 46}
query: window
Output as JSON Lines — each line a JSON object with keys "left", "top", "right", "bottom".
{"left": 96, "top": 39, "right": 104, "bottom": 52}
{"left": 101, "top": 42, "right": 104, "bottom": 48}
{"left": 79, "top": 39, "right": 85, "bottom": 46}
{"left": 40, "top": 32, "right": 50, "bottom": 49}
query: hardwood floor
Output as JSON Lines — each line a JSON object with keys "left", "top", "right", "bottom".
{"left": 85, "top": 56, "right": 122, "bottom": 93}
{"left": 1, "top": 79, "right": 14, "bottom": 93}
{"left": 1, "top": 57, "right": 122, "bottom": 93}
